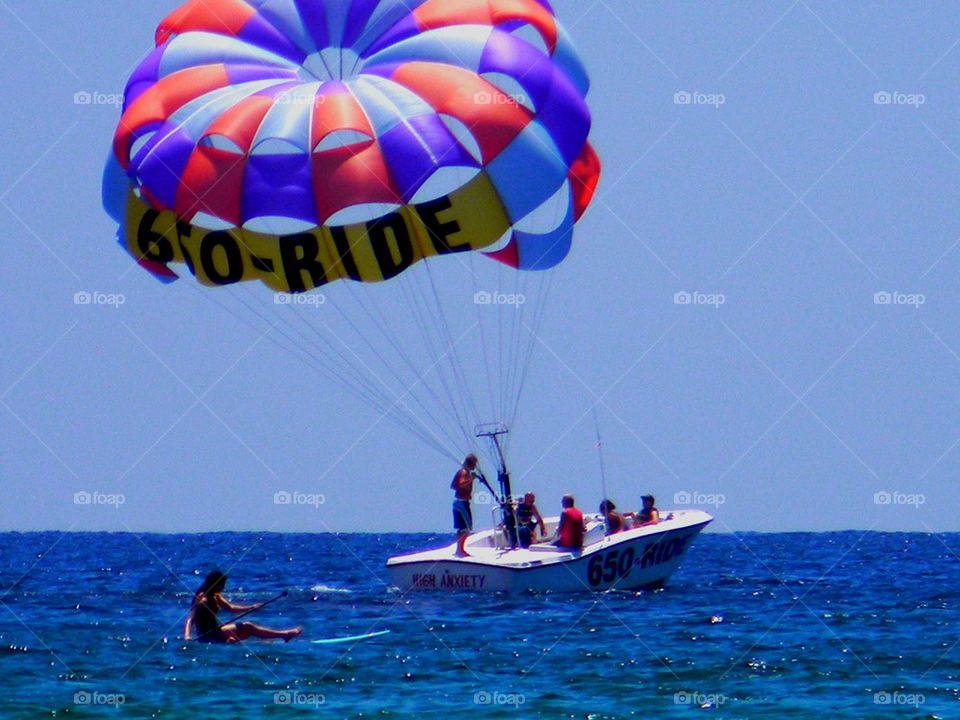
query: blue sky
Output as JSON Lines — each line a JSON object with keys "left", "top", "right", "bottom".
{"left": 1, "top": 1, "right": 958, "bottom": 533}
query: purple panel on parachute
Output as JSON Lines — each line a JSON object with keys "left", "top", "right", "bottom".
{"left": 293, "top": 0, "right": 329, "bottom": 50}
{"left": 242, "top": 153, "right": 317, "bottom": 225}
{"left": 133, "top": 124, "right": 195, "bottom": 210}
{"left": 124, "top": 46, "right": 165, "bottom": 109}
{"left": 362, "top": 14, "right": 420, "bottom": 58}
{"left": 238, "top": 12, "right": 306, "bottom": 62}
{"left": 378, "top": 114, "right": 476, "bottom": 203}
{"left": 480, "top": 32, "right": 588, "bottom": 165}
{"left": 225, "top": 64, "right": 298, "bottom": 86}
{"left": 478, "top": 30, "right": 552, "bottom": 108}
{"left": 531, "top": 70, "right": 590, "bottom": 165}
{"left": 342, "top": 0, "right": 383, "bottom": 48}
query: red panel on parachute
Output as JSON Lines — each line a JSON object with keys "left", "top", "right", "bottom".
{"left": 176, "top": 94, "right": 277, "bottom": 224}
{"left": 485, "top": 235, "right": 521, "bottom": 268}
{"left": 155, "top": 0, "right": 255, "bottom": 45}
{"left": 570, "top": 143, "right": 601, "bottom": 221}
{"left": 414, "top": 0, "right": 558, "bottom": 52}
{"left": 311, "top": 88, "right": 401, "bottom": 223}
{"left": 114, "top": 66, "right": 232, "bottom": 168}
{"left": 389, "top": 63, "right": 531, "bottom": 164}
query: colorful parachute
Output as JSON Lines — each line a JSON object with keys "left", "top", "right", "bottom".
{"left": 104, "top": 0, "right": 600, "bottom": 293}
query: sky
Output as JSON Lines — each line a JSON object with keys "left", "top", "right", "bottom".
{"left": 1, "top": 1, "right": 959, "bottom": 534}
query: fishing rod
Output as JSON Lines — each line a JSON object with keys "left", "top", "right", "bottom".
{"left": 194, "top": 590, "right": 288, "bottom": 641}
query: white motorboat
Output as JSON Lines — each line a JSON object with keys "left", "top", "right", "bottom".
{"left": 387, "top": 424, "right": 712, "bottom": 593}
{"left": 386, "top": 508, "right": 712, "bottom": 593}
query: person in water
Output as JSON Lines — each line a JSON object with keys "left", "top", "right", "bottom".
{"left": 625, "top": 495, "right": 660, "bottom": 528}
{"left": 184, "top": 570, "right": 302, "bottom": 643}
{"left": 554, "top": 495, "right": 586, "bottom": 549}
{"left": 599, "top": 499, "right": 625, "bottom": 535}
{"left": 451, "top": 454, "right": 478, "bottom": 557}
{"left": 516, "top": 492, "right": 547, "bottom": 548}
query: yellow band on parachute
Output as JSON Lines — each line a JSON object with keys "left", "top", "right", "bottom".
{"left": 124, "top": 173, "right": 511, "bottom": 293}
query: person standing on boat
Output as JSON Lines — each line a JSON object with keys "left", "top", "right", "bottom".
{"left": 554, "top": 495, "right": 586, "bottom": 549}
{"left": 516, "top": 492, "right": 547, "bottom": 548}
{"left": 451, "top": 454, "right": 478, "bottom": 557}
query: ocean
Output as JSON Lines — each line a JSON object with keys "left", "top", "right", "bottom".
{"left": 0, "top": 531, "right": 956, "bottom": 718}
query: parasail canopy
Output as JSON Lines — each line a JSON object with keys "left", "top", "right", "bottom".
{"left": 105, "top": 0, "right": 600, "bottom": 293}
{"left": 104, "top": 0, "right": 602, "bottom": 465}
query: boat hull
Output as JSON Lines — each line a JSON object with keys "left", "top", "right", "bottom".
{"left": 386, "top": 510, "right": 712, "bottom": 593}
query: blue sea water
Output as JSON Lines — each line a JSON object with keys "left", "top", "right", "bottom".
{"left": 0, "top": 532, "right": 957, "bottom": 718}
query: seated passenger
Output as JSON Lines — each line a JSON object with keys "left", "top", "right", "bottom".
{"left": 625, "top": 494, "right": 660, "bottom": 527}
{"left": 554, "top": 495, "right": 586, "bottom": 549}
{"left": 599, "top": 499, "right": 624, "bottom": 535}
{"left": 516, "top": 492, "right": 546, "bottom": 548}
{"left": 184, "top": 571, "right": 302, "bottom": 643}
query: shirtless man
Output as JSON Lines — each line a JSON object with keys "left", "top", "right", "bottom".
{"left": 451, "top": 454, "right": 478, "bottom": 557}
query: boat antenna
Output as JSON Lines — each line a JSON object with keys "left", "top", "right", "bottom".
{"left": 475, "top": 423, "right": 518, "bottom": 542}
{"left": 476, "top": 423, "right": 512, "bottom": 498}
{"left": 592, "top": 408, "right": 609, "bottom": 516}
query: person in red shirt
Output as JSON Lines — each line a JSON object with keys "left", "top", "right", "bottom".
{"left": 555, "top": 495, "right": 586, "bottom": 549}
